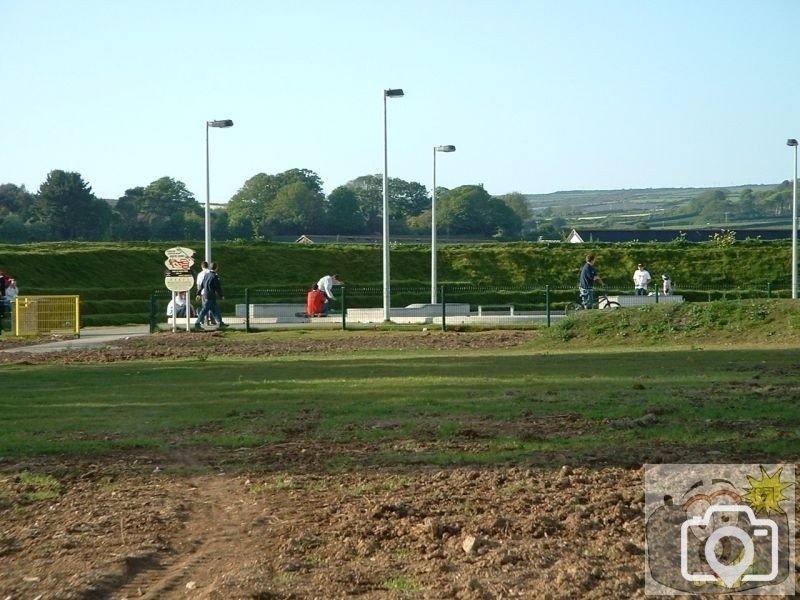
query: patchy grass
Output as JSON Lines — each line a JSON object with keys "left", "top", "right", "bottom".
{"left": 384, "top": 576, "right": 424, "bottom": 594}
{"left": 546, "top": 299, "right": 800, "bottom": 346}
{"left": 2, "top": 301, "right": 800, "bottom": 469}
{"left": 15, "top": 472, "right": 62, "bottom": 502}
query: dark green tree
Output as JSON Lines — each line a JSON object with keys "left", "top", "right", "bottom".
{"left": 737, "top": 188, "right": 757, "bottom": 218}
{"left": 690, "top": 189, "right": 732, "bottom": 225}
{"left": 499, "top": 192, "right": 532, "bottom": 222}
{"left": 345, "top": 175, "right": 383, "bottom": 232}
{"left": 754, "top": 181, "right": 791, "bottom": 217}
{"left": 113, "top": 177, "right": 200, "bottom": 240}
{"left": 227, "top": 168, "right": 324, "bottom": 238}
{"left": 0, "top": 214, "right": 29, "bottom": 243}
{"left": 437, "top": 185, "right": 522, "bottom": 239}
{"left": 390, "top": 179, "right": 429, "bottom": 220}
{"left": 33, "top": 170, "right": 110, "bottom": 240}
{"left": 267, "top": 181, "right": 326, "bottom": 234}
{"left": 326, "top": 186, "right": 366, "bottom": 234}
{"left": 0, "top": 184, "right": 34, "bottom": 219}
{"left": 344, "top": 174, "right": 430, "bottom": 233}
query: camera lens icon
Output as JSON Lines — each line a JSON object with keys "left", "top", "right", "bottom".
{"left": 680, "top": 504, "right": 778, "bottom": 588}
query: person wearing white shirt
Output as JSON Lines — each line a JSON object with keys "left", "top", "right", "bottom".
{"left": 166, "top": 291, "right": 194, "bottom": 318}
{"left": 195, "top": 262, "right": 209, "bottom": 298}
{"left": 194, "top": 262, "right": 215, "bottom": 324}
{"left": 633, "top": 264, "right": 652, "bottom": 296}
{"left": 4, "top": 278, "right": 18, "bottom": 316}
{"left": 662, "top": 273, "right": 673, "bottom": 295}
{"left": 316, "top": 274, "right": 343, "bottom": 315}
{"left": 5, "top": 279, "right": 18, "bottom": 303}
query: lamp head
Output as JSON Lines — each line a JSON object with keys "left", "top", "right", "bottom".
{"left": 435, "top": 145, "right": 456, "bottom": 153}
{"left": 787, "top": 139, "right": 798, "bottom": 147}
{"left": 384, "top": 88, "right": 404, "bottom": 98}
{"left": 208, "top": 119, "right": 234, "bottom": 128}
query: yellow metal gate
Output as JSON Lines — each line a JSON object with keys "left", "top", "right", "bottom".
{"left": 12, "top": 296, "right": 80, "bottom": 336}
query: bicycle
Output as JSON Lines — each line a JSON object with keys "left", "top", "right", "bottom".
{"left": 566, "top": 291, "right": 621, "bottom": 314}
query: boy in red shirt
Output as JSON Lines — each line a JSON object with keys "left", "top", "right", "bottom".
{"left": 306, "top": 284, "right": 327, "bottom": 317}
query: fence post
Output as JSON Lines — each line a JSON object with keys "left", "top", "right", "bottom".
{"left": 149, "top": 293, "right": 157, "bottom": 334}
{"left": 440, "top": 286, "right": 446, "bottom": 332}
{"left": 245, "top": 288, "right": 250, "bottom": 333}
{"left": 545, "top": 285, "right": 551, "bottom": 328}
{"left": 341, "top": 286, "right": 347, "bottom": 330}
{"left": 655, "top": 286, "right": 659, "bottom": 303}
{"left": 767, "top": 282, "right": 772, "bottom": 299}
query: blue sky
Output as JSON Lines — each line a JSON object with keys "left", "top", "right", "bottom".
{"left": 3, "top": 1, "right": 799, "bottom": 203}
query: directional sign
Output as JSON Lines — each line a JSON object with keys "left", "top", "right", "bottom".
{"left": 165, "top": 247, "right": 195, "bottom": 260}
{"left": 164, "top": 256, "right": 195, "bottom": 271}
{"left": 164, "top": 247, "right": 196, "bottom": 293}
{"left": 164, "top": 275, "right": 195, "bottom": 292}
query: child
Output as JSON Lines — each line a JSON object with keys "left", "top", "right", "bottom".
{"left": 662, "top": 273, "right": 673, "bottom": 295}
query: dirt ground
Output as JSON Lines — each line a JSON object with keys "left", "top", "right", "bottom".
{"left": 0, "top": 331, "right": 795, "bottom": 598}
{"left": 0, "top": 329, "right": 540, "bottom": 363}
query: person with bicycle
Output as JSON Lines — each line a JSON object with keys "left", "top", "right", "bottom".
{"left": 579, "top": 254, "right": 605, "bottom": 309}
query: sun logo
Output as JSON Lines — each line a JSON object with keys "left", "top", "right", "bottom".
{"left": 742, "top": 466, "right": 794, "bottom": 516}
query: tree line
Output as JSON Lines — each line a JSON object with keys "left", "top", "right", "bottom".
{"left": 0, "top": 169, "right": 533, "bottom": 243}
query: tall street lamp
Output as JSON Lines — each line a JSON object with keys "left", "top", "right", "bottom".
{"left": 431, "top": 145, "right": 456, "bottom": 304}
{"left": 788, "top": 138, "right": 798, "bottom": 299}
{"left": 205, "top": 119, "right": 234, "bottom": 264}
{"left": 382, "top": 88, "right": 404, "bottom": 321}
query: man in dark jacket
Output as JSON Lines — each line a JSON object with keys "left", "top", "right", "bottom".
{"left": 194, "top": 262, "right": 228, "bottom": 329}
{"left": 579, "top": 254, "right": 605, "bottom": 309}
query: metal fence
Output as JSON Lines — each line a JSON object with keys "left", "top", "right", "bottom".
{"left": 4, "top": 296, "right": 81, "bottom": 336}
{"left": 149, "top": 282, "right": 786, "bottom": 333}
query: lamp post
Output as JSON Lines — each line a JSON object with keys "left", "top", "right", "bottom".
{"left": 382, "top": 88, "right": 404, "bottom": 321}
{"left": 788, "top": 138, "right": 798, "bottom": 299}
{"left": 431, "top": 145, "right": 456, "bottom": 304}
{"left": 205, "top": 119, "right": 234, "bottom": 264}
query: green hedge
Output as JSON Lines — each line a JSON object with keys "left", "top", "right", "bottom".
{"left": 0, "top": 240, "right": 794, "bottom": 325}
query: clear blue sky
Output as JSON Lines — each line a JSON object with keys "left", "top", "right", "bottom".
{"left": 3, "top": 1, "right": 799, "bottom": 203}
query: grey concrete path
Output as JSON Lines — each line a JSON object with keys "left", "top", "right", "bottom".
{"left": 1, "top": 325, "right": 150, "bottom": 354}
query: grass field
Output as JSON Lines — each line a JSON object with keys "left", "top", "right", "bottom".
{"left": 4, "top": 300, "right": 800, "bottom": 467}
{"left": 2, "top": 301, "right": 799, "bottom": 599}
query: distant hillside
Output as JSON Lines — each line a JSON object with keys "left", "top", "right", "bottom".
{"left": 524, "top": 184, "right": 777, "bottom": 213}
{"left": 523, "top": 183, "right": 782, "bottom": 230}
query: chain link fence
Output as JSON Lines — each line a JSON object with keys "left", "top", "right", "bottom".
{"left": 149, "top": 282, "right": 785, "bottom": 333}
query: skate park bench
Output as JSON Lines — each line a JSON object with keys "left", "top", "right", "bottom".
{"left": 476, "top": 304, "right": 515, "bottom": 316}
{"left": 604, "top": 295, "right": 684, "bottom": 307}
{"left": 346, "top": 303, "right": 471, "bottom": 324}
{"left": 235, "top": 303, "right": 309, "bottom": 322}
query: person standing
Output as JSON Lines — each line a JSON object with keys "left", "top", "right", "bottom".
{"left": 5, "top": 278, "right": 18, "bottom": 306}
{"left": 195, "top": 261, "right": 216, "bottom": 325}
{"left": 633, "top": 263, "right": 652, "bottom": 296}
{"left": 195, "top": 261, "right": 209, "bottom": 295}
{"left": 316, "top": 274, "right": 343, "bottom": 315}
{"left": 662, "top": 273, "right": 673, "bottom": 295}
{"left": 0, "top": 271, "right": 6, "bottom": 319}
{"left": 194, "top": 262, "right": 228, "bottom": 329}
{"left": 579, "top": 254, "right": 605, "bottom": 309}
